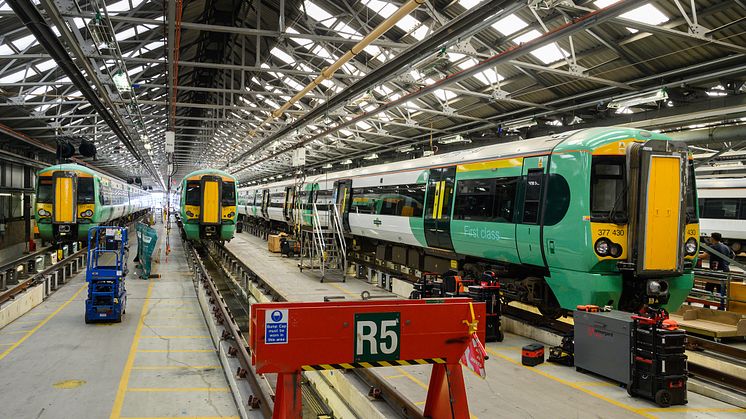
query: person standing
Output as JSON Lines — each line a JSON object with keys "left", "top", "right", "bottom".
{"left": 700, "top": 232, "right": 735, "bottom": 309}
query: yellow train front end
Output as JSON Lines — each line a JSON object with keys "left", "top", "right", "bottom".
{"left": 180, "top": 170, "right": 237, "bottom": 242}
{"left": 35, "top": 165, "right": 96, "bottom": 243}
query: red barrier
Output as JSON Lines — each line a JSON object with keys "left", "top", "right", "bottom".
{"left": 250, "top": 298, "right": 486, "bottom": 418}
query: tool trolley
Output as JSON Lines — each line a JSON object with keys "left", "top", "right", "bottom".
{"left": 85, "top": 226, "right": 128, "bottom": 323}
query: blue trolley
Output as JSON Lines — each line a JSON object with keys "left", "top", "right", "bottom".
{"left": 85, "top": 226, "right": 128, "bottom": 323}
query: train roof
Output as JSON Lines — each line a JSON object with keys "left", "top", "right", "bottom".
{"left": 239, "top": 127, "right": 673, "bottom": 191}
{"left": 696, "top": 178, "right": 746, "bottom": 189}
{"left": 182, "top": 169, "right": 237, "bottom": 183}
{"left": 37, "top": 163, "right": 146, "bottom": 191}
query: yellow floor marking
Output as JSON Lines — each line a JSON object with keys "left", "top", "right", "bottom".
{"left": 415, "top": 401, "right": 426, "bottom": 406}
{"left": 0, "top": 284, "right": 87, "bottom": 363}
{"left": 53, "top": 379, "right": 86, "bottom": 389}
{"left": 137, "top": 349, "right": 214, "bottom": 353}
{"left": 486, "top": 349, "right": 656, "bottom": 419}
{"left": 140, "top": 325, "right": 205, "bottom": 328}
{"left": 139, "top": 335, "right": 210, "bottom": 339}
{"left": 127, "top": 387, "right": 229, "bottom": 392}
{"left": 131, "top": 365, "right": 221, "bottom": 370}
{"left": 638, "top": 407, "right": 746, "bottom": 413}
{"left": 120, "top": 416, "right": 239, "bottom": 419}
{"left": 394, "top": 366, "right": 428, "bottom": 390}
{"left": 384, "top": 374, "right": 406, "bottom": 379}
{"left": 110, "top": 281, "right": 154, "bottom": 419}
{"left": 573, "top": 381, "right": 617, "bottom": 387}
{"left": 329, "top": 283, "right": 358, "bottom": 297}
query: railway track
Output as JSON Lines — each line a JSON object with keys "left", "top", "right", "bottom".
{"left": 183, "top": 236, "right": 423, "bottom": 418}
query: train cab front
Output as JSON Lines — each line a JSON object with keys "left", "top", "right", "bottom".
{"left": 183, "top": 175, "right": 236, "bottom": 241}
{"left": 36, "top": 170, "right": 96, "bottom": 243}
{"left": 599, "top": 138, "right": 698, "bottom": 311}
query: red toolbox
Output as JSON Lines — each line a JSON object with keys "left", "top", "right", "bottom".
{"left": 522, "top": 343, "right": 545, "bottom": 367}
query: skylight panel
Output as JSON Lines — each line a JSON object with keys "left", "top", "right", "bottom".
{"left": 459, "top": 0, "right": 482, "bottom": 8}
{"left": 513, "top": 29, "right": 541, "bottom": 44}
{"left": 127, "top": 65, "right": 144, "bottom": 76}
{"left": 363, "top": 0, "right": 397, "bottom": 19}
{"left": 302, "top": 1, "right": 334, "bottom": 24}
{"left": 35, "top": 59, "right": 57, "bottom": 72}
{"left": 594, "top": 1, "right": 669, "bottom": 26}
{"left": 332, "top": 21, "right": 363, "bottom": 40}
{"left": 264, "top": 98, "right": 281, "bottom": 109}
{"left": 411, "top": 25, "right": 428, "bottom": 41}
{"left": 12, "top": 34, "right": 37, "bottom": 51}
{"left": 283, "top": 77, "right": 305, "bottom": 91}
{"left": 0, "top": 68, "right": 37, "bottom": 84}
{"left": 0, "top": 43, "right": 14, "bottom": 55}
{"left": 492, "top": 14, "right": 528, "bottom": 36}
{"left": 434, "top": 89, "right": 457, "bottom": 102}
{"left": 270, "top": 47, "right": 295, "bottom": 64}
{"left": 108, "top": 0, "right": 146, "bottom": 13}
{"left": 530, "top": 43, "right": 568, "bottom": 64}
{"left": 356, "top": 121, "right": 372, "bottom": 130}
{"left": 473, "top": 69, "right": 503, "bottom": 86}
{"left": 286, "top": 27, "right": 313, "bottom": 48}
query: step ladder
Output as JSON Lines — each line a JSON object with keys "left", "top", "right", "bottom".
{"left": 299, "top": 203, "right": 347, "bottom": 282}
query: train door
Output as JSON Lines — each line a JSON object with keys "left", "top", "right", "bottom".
{"left": 261, "top": 189, "right": 269, "bottom": 219}
{"left": 200, "top": 175, "right": 222, "bottom": 225}
{"left": 53, "top": 171, "right": 77, "bottom": 225}
{"left": 516, "top": 157, "right": 546, "bottom": 267}
{"left": 283, "top": 186, "right": 295, "bottom": 223}
{"left": 333, "top": 179, "right": 352, "bottom": 232}
{"left": 424, "top": 166, "right": 455, "bottom": 250}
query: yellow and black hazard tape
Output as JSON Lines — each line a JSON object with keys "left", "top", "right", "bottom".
{"left": 302, "top": 358, "right": 446, "bottom": 371}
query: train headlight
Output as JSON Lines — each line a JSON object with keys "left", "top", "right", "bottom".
{"left": 186, "top": 210, "right": 194, "bottom": 217}
{"left": 594, "top": 238, "right": 610, "bottom": 256}
{"left": 609, "top": 243, "right": 622, "bottom": 258}
{"left": 226, "top": 212, "right": 235, "bottom": 218}
{"left": 38, "top": 209, "right": 51, "bottom": 217}
{"left": 685, "top": 238, "right": 698, "bottom": 255}
{"left": 80, "top": 209, "right": 93, "bottom": 217}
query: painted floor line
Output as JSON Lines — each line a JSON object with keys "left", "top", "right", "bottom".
{"left": 0, "top": 284, "right": 87, "bottom": 363}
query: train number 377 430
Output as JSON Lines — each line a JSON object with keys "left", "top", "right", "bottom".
{"left": 597, "top": 229, "right": 625, "bottom": 237}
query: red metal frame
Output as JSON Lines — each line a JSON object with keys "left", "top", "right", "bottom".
{"left": 250, "top": 298, "right": 486, "bottom": 418}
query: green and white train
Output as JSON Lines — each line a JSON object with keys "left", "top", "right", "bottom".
{"left": 238, "top": 127, "right": 699, "bottom": 314}
{"left": 35, "top": 163, "right": 152, "bottom": 243}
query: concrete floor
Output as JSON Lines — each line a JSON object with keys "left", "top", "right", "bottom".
{"left": 226, "top": 231, "right": 746, "bottom": 419}
{"left": 0, "top": 222, "right": 239, "bottom": 419}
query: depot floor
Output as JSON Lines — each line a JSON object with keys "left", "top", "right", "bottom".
{"left": 0, "top": 224, "right": 744, "bottom": 419}
{"left": 0, "top": 222, "right": 240, "bottom": 419}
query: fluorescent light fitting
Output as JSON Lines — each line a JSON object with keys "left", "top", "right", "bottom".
{"left": 363, "top": 153, "right": 379, "bottom": 160}
{"left": 438, "top": 135, "right": 470, "bottom": 145}
{"left": 397, "top": 145, "right": 415, "bottom": 153}
{"left": 504, "top": 118, "right": 537, "bottom": 130}
{"left": 341, "top": 159, "right": 353, "bottom": 165}
{"left": 322, "top": 163, "right": 333, "bottom": 169}
{"left": 607, "top": 88, "right": 668, "bottom": 109}
{"left": 112, "top": 71, "right": 131, "bottom": 93}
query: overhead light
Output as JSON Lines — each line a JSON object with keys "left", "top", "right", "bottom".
{"left": 439, "top": 135, "right": 470, "bottom": 145}
{"left": 144, "top": 143, "right": 152, "bottom": 150}
{"left": 363, "top": 153, "right": 379, "bottom": 160}
{"left": 341, "top": 159, "right": 353, "bottom": 165}
{"left": 112, "top": 71, "right": 131, "bottom": 93}
{"left": 504, "top": 118, "right": 537, "bottom": 130}
{"left": 607, "top": 88, "right": 668, "bottom": 109}
{"left": 398, "top": 145, "right": 415, "bottom": 153}
{"left": 322, "top": 163, "right": 333, "bottom": 169}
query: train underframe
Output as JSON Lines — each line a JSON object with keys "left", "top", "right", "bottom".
{"left": 43, "top": 209, "right": 151, "bottom": 245}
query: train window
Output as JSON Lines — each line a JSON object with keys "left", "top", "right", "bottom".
{"left": 454, "top": 179, "right": 495, "bottom": 222}
{"left": 454, "top": 178, "right": 518, "bottom": 222}
{"left": 78, "top": 178, "right": 95, "bottom": 204}
{"left": 701, "top": 198, "right": 741, "bottom": 219}
{"left": 222, "top": 182, "right": 236, "bottom": 206}
{"left": 685, "top": 162, "right": 698, "bottom": 222}
{"left": 185, "top": 181, "right": 200, "bottom": 206}
{"left": 351, "top": 184, "right": 424, "bottom": 217}
{"left": 590, "top": 156, "right": 626, "bottom": 222}
{"left": 522, "top": 170, "right": 544, "bottom": 224}
{"left": 37, "top": 178, "right": 53, "bottom": 203}
{"left": 544, "top": 174, "right": 571, "bottom": 226}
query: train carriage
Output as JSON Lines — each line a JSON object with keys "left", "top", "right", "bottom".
{"left": 179, "top": 169, "right": 237, "bottom": 242}
{"left": 238, "top": 127, "right": 699, "bottom": 314}
{"left": 696, "top": 177, "right": 746, "bottom": 252}
{"left": 34, "top": 163, "right": 152, "bottom": 243}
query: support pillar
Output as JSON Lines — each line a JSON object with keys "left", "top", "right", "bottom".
{"left": 424, "top": 363, "right": 470, "bottom": 419}
{"left": 273, "top": 371, "right": 302, "bottom": 419}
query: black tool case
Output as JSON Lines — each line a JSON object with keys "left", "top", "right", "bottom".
{"left": 628, "top": 317, "right": 688, "bottom": 407}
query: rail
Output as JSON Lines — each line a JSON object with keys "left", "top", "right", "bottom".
{"left": 0, "top": 246, "right": 86, "bottom": 308}
{"left": 189, "top": 235, "right": 422, "bottom": 418}
{"left": 0, "top": 245, "right": 52, "bottom": 291}
{"left": 183, "top": 239, "right": 274, "bottom": 418}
